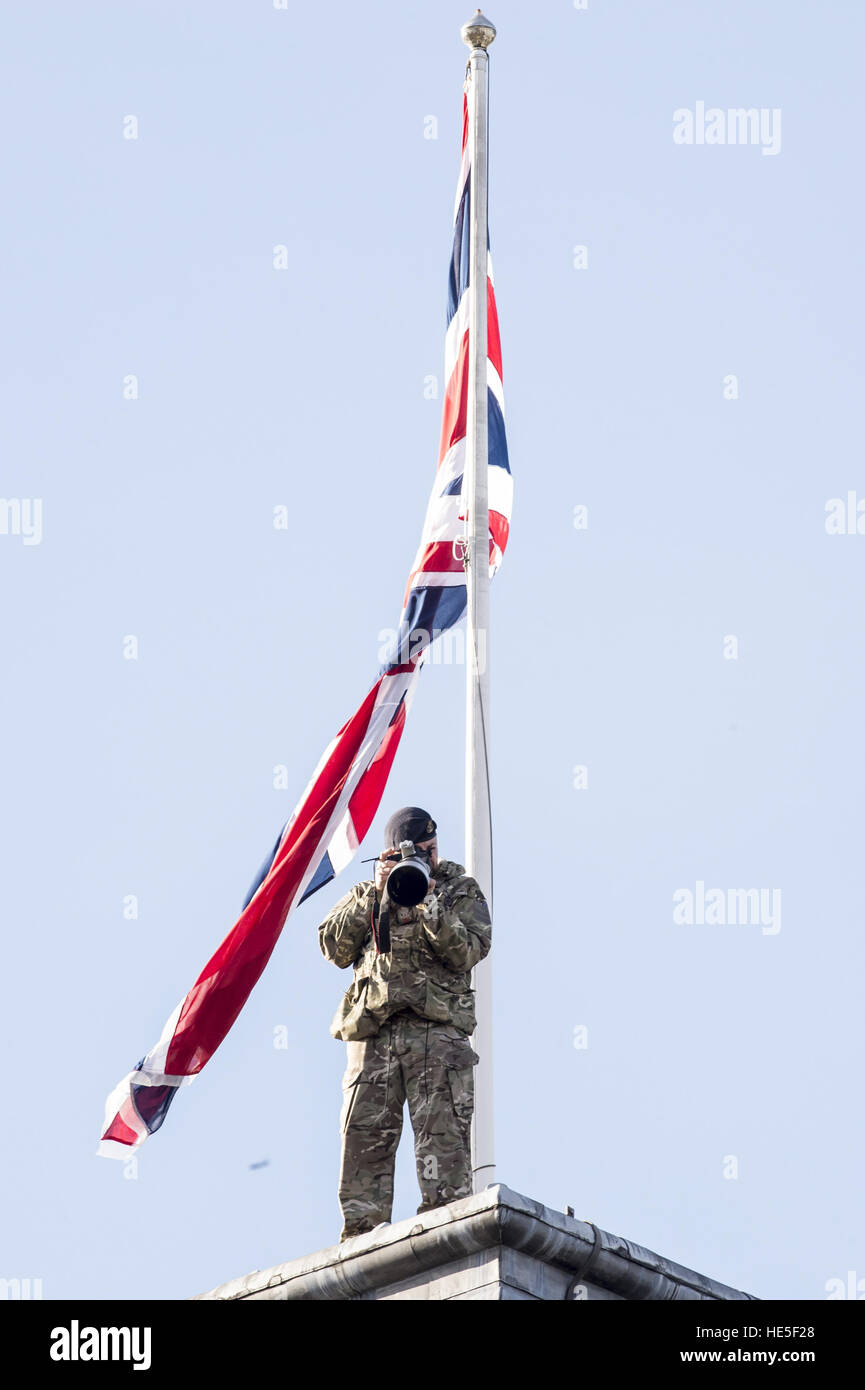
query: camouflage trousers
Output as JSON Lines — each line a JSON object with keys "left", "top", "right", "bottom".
{"left": 337, "top": 1012, "right": 479, "bottom": 1241}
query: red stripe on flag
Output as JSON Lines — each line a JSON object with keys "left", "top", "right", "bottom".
{"left": 402, "top": 541, "right": 465, "bottom": 608}
{"left": 100, "top": 1103, "right": 139, "bottom": 1148}
{"left": 164, "top": 679, "right": 384, "bottom": 1075}
{"left": 487, "top": 282, "right": 502, "bottom": 381}
{"left": 409, "top": 538, "right": 465, "bottom": 580}
{"left": 438, "top": 330, "right": 469, "bottom": 464}
{"left": 490, "top": 510, "right": 509, "bottom": 557}
{"left": 347, "top": 696, "right": 408, "bottom": 842}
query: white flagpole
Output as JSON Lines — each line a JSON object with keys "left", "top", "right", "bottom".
{"left": 460, "top": 10, "right": 496, "bottom": 1193}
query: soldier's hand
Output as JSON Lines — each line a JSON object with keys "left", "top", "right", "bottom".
{"left": 374, "top": 849, "right": 399, "bottom": 895}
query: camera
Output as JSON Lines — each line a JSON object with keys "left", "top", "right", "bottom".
{"left": 385, "top": 839, "right": 432, "bottom": 907}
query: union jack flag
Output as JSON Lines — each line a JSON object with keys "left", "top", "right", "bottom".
{"left": 98, "top": 74, "right": 512, "bottom": 1160}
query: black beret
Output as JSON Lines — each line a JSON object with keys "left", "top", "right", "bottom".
{"left": 384, "top": 806, "right": 437, "bottom": 848}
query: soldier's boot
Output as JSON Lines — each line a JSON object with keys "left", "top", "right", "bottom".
{"left": 413, "top": 1142, "right": 473, "bottom": 1218}
{"left": 340, "top": 1223, "right": 392, "bottom": 1245}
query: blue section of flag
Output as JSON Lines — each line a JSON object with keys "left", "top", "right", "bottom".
{"left": 488, "top": 388, "right": 510, "bottom": 474}
{"left": 243, "top": 826, "right": 285, "bottom": 909}
{"left": 378, "top": 583, "right": 467, "bottom": 673}
{"left": 131, "top": 1082, "right": 177, "bottom": 1137}
{"left": 299, "top": 852, "right": 335, "bottom": 905}
{"left": 447, "top": 181, "right": 470, "bottom": 324}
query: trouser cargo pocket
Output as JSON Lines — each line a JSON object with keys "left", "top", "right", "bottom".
{"left": 446, "top": 1065, "right": 475, "bottom": 1125}
{"left": 339, "top": 1075, "right": 364, "bottom": 1134}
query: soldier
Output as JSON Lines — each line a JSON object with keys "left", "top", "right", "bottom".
{"left": 318, "top": 805, "right": 492, "bottom": 1242}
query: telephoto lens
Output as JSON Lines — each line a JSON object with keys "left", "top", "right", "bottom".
{"left": 386, "top": 839, "right": 431, "bottom": 907}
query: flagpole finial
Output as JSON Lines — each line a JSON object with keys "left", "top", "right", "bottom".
{"left": 461, "top": 10, "right": 496, "bottom": 49}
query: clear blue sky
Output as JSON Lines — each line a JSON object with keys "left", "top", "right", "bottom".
{"left": 1, "top": 0, "right": 862, "bottom": 1301}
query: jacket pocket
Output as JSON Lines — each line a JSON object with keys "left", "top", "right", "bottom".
{"left": 424, "top": 979, "right": 454, "bottom": 1023}
{"left": 331, "top": 977, "right": 379, "bottom": 1041}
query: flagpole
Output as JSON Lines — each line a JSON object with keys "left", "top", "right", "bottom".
{"left": 461, "top": 10, "right": 496, "bottom": 1193}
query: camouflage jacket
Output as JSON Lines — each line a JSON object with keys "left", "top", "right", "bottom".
{"left": 318, "top": 859, "right": 492, "bottom": 1041}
